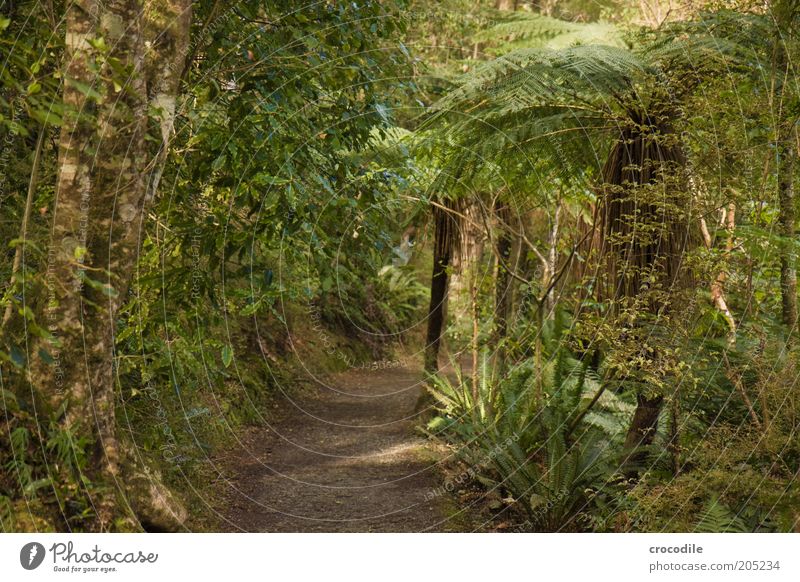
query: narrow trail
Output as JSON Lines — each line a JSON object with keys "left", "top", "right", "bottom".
{"left": 221, "top": 365, "right": 468, "bottom": 532}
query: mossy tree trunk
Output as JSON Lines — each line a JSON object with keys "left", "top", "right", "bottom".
{"left": 28, "top": 0, "right": 191, "bottom": 530}
{"left": 494, "top": 0, "right": 517, "bottom": 11}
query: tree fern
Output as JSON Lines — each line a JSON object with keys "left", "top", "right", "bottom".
{"left": 423, "top": 13, "right": 754, "bottom": 197}
{"left": 475, "top": 12, "right": 625, "bottom": 52}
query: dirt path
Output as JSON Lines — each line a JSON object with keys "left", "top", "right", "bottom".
{"left": 220, "top": 365, "right": 468, "bottom": 532}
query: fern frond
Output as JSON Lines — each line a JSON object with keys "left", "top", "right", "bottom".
{"left": 695, "top": 498, "right": 751, "bottom": 533}
{"left": 475, "top": 12, "right": 625, "bottom": 51}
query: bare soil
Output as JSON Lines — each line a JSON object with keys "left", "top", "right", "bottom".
{"left": 219, "top": 365, "right": 471, "bottom": 532}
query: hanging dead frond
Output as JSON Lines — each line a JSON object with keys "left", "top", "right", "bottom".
{"left": 431, "top": 196, "right": 466, "bottom": 263}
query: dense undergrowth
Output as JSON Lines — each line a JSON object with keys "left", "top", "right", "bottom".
{"left": 427, "top": 311, "right": 800, "bottom": 532}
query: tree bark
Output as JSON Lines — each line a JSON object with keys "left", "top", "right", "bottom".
{"left": 424, "top": 252, "right": 449, "bottom": 375}
{"left": 425, "top": 213, "right": 452, "bottom": 375}
{"left": 544, "top": 201, "right": 560, "bottom": 314}
{"left": 775, "top": 0, "right": 798, "bottom": 332}
{"left": 424, "top": 200, "right": 462, "bottom": 377}
{"left": 29, "top": 0, "right": 191, "bottom": 531}
{"left": 449, "top": 200, "right": 483, "bottom": 320}
{"left": 778, "top": 134, "right": 797, "bottom": 331}
{"left": 493, "top": 199, "right": 513, "bottom": 369}
{"left": 470, "top": 276, "right": 480, "bottom": 403}
{"left": 622, "top": 393, "right": 664, "bottom": 471}
{"left": 699, "top": 200, "right": 737, "bottom": 342}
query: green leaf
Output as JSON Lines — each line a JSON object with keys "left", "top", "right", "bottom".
{"left": 0, "top": 388, "right": 18, "bottom": 411}
{"left": 221, "top": 345, "right": 233, "bottom": 368}
{"left": 31, "top": 109, "right": 63, "bottom": 127}
{"left": 19, "top": 305, "right": 34, "bottom": 321}
{"left": 87, "top": 36, "right": 108, "bottom": 51}
{"left": 65, "top": 77, "right": 102, "bottom": 102}
{"left": 211, "top": 154, "right": 226, "bottom": 171}
{"left": 81, "top": 274, "right": 118, "bottom": 297}
{"left": 240, "top": 301, "right": 261, "bottom": 316}
{"left": 9, "top": 345, "right": 25, "bottom": 368}
{"left": 23, "top": 478, "right": 52, "bottom": 496}
{"left": 38, "top": 348, "right": 55, "bottom": 365}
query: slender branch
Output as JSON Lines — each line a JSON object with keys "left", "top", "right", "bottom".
{"left": 536, "top": 228, "right": 593, "bottom": 308}
{"left": 723, "top": 351, "right": 762, "bottom": 430}
{"left": 3, "top": 126, "right": 45, "bottom": 326}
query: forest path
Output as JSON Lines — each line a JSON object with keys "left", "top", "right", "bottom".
{"left": 220, "top": 364, "right": 468, "bottom": 532}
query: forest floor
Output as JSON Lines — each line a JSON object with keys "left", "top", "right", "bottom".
{"left": 218, "top": 364, "right": 477, "bottom": 532}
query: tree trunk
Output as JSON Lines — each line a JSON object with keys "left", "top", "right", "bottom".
{"left": 775, "top": 0, "right": 798, "bottom": 332}
{"left": 29, "top": 0, "right": 191, "bottom": 531}
{"left": 778, "top": 133, "right": 797, "bottom": 331}
{"left": 544, "top": 201, "right": 561, "bottom": 314}
{"left": 424, "top": 248, "right": 450, "bottom": 375}
{"left": 493, "top": 199, "right": 513, "bottom": 369}
{"left": 623, "top": 393, "right": 664, "bottom": 471}
{"left": 596, "top": 114, "right": 696, "bottom": 475}
{"left": 471, "top": 276, "right": 480, "bottom": 403}
{"left": 699, "top": 201, "right": 737, "bottom": 342}
{"left": 449, "top": 200, "right": 483, "bottom": 320}
{"left": 424, "top": 200, "right": 462, "bottom": 377}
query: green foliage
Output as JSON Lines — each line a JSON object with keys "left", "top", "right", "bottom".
{"left": 475, "top": 11, "right": 625, "bottom": 53}
{"left": 376, "top": 265, "right": 430, "bottom": 331}
{"left": 427, "top": 315, "right": 628, "bottom": 531}
{"left": 0, "top": 398, "right": 98, "bottom": 530}
{"left": 430, "top": 43, "right": 649, "bottom": 166}
{"left": 695, "top": 498, "right": 752, "bottom": 533}
{"left": 0, "top": 493, "right": 14, "bottom": 531}
{"left": 102, "top": 0, "right": 423, "bottom": 494}
{"left": 0, "top": 3, "right": 63, "bottom": 135}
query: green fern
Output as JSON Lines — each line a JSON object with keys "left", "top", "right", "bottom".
{"left": 422, "top": 14, "right": 753, "bottom": 196}
{"left": 426, "top": 315, "right": 621, "bottom": 530}
{"left": 694, "top": 498, "right": 751, "bottom": 533}
{"left": 475, "top": 12, "right": 625, "bottom": 52}
{"left": 0, "top": 495, "right": 15, "bottom": 531}
{"left": 46, "top": 425, "right": 91, "bottom": 474}
{"left": 4, "top": 427, "right": 34, "bottom": 496}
